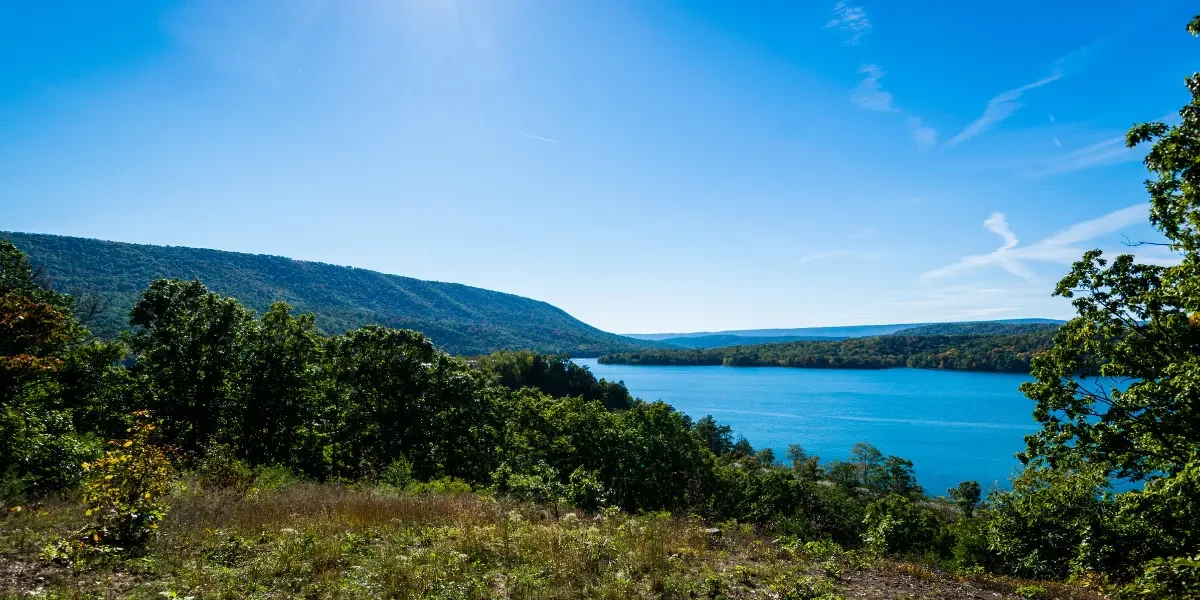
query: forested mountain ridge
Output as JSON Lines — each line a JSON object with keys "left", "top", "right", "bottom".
{"left": 656, "top": 322, "right": 1063, "bottom": 350}
{"left": 1, "top": 231, "right": 657, "bottom": 356}
{"left": 599, "top": 330, "right": 1057, "bottom": 372}
{"left": 658, "top": 333, "right": 848, "bottom": 349}
{"left": 628, "top": 318, "right": 1063, "bottom": 342}
{"left": 890, "top": 322, "right": 1062, "bottom": 336}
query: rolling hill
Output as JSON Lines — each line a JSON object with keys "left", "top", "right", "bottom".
{"left": 657, "top": 334, "right": 847, "bottom": 349}
{"left": 599, "top": 329, "right": 1058, "bottom": 373}
{"left": 629, "top": 318, "right": 1063, "bottom": 342}
{"left": 890, "top": 321, "right": 1062, "bottom": 336}
{"left": 2, "top": 232, "right": 658, "bottom": 357}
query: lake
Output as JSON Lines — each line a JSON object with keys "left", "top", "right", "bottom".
{"left": 575, "top": 359, "right": 1037, "bottom": 495}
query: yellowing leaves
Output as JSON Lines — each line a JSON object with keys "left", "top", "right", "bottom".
{"left": 74, "top": 416, "right": 175, "bottom": 550}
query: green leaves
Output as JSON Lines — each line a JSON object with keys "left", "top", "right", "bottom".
{"left": 1009, "top": 15, "right": 1200, "bottom": 585}
{"left": 129, "top": 278, "right": 254, "bottom": 454}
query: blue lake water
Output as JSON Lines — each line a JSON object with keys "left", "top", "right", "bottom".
{"left": 575, "top": 359, "right": 1037, "bottom": 495}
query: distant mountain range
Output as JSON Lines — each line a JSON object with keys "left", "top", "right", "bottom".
{"left": 652, "top": 334, "right": 849, "bottom": 349}
{"left": 637, "top": 319, "right": 1065, "bottom": 350}
{"left": 2, "top": 232, "right": 659, "bottom": 357}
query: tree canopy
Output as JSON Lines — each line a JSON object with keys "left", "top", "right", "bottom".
{"left": 599, "top": 330, "right": 1055, "bottom": 373}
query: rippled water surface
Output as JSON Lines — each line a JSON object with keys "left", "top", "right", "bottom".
{"left": 576, "top": 359, "right": 1037, "bottom": 494}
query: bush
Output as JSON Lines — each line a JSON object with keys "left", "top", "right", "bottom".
{"left": 565, "top": 467, "right": 609, "bottom": 511}
{"left": 407, "top": 476, "right": 473, "bottom": 495}
{"left": 947, "top": 516, "right": 991, "bottom": 571}
{"left": 862, "top": 494, "right": 944, "bottom": 559}
{"left": 985, "top": 466, "right": 1113, "bottom": 580}
{"left": 493, "top": 462, "right": 565, "bottom": 505}
{"left": 1015, "top": 585, "right": 1048, "bottom": 600}
{"left": 1118, "top": 556, "right": 1200, "bottom": 599}
{"left": 0, "top": 403, "right": 103, "bottom": 496}
{"left": 253, "top": 465, "right": 301, "bottom": 492}
{"left": 379, "top": 457, "right": 414, "bottom": 489}
{"left": 198, "top": 443, "right": 254, "bottom": 491}
{"left": 49, "top": 414, "right": 174, "bottom": 560}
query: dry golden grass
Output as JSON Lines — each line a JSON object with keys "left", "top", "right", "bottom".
{"left": 0, "top": 483, "right": 1103, "bottom": 600}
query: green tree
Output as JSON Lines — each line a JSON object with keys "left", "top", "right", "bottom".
{"left": 476, "top": 350, "right": 632, "bottom": 410}
{"left": 863, "top": 494, "right": 944, "bottom": 558}
{"left": 948, "top": 480, "right": 982, "bottom": 518}
{"left": 786, "top": 443, "right": 821, "bottom": 480}
{"left": 0, "top": 242, "right": 111, "bottom": 495}
{"left": 129, "top": 278, "right": 253, "bottom": 454}
{"left": 1014, "top": 15, "right": 1200, "bottom": 583}
{"left": 0, "top": 241, "right": 73, "bottom": 312}
{"left": 692, "top": 415, "right": 734, "bottom": 457}
{"left": 850, "top": 442, "right": 885, "bottom": 490}
{"left": 883, "top": 455, "right": 921, "bottom": 496}
{"left": 238, "top": 302, "right": 322, "bottom": 467}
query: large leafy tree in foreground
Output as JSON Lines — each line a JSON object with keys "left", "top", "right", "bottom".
{"left": 1012, "top": 15, "right": 1200, "bottom": 586}
{"left": 1021, "top": 17, "right": 1200, "bottom": 480}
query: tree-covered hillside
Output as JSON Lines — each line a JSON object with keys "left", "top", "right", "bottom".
{"left": 599, "top": 330, "right": 1056, "bottom": 372}
{"left": 1, "top": 232, "right": 655, "bottom": 356}
{"left": 659, "top": 333, "right": 847, "bottom": 349}
{"left": 659, "top": 322, "right": 1063, "bottom": 349}
{"left": 891, "top": 322, "right": 1062, "bottom": 336}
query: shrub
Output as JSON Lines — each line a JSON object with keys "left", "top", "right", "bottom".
{"left": 1015, "top": 584, "right": 1048, "bottom": 600}
{"left": 495, "top": 462, "right": 565, "bottom": 505}
{"left": 407, "top": 476, "right": 473, "bottom": 495}
{"left": 947, "top": 516, "right": 991, "bottom": 571}
{"left": 985, "top": 466, "right": 1113, "bottom": 580}
{"left": 565, "top": 467, "right": 609, "bottom": 511}
{"left": 379, "top": 457, "right": 414, "bottom": 489}
{"left": 1118, "top": 556, "right": 1200, "bottom": 600}
{"left": 253, "top": 465, "right": 302, "bottom": 492}
{"left": 48, "top": 414, "right": 174, "bottom": 561}
{"left": 862, "top": 494, "right": 944, "bottom": 558}
{"left": 198, "top": 443, "right": 254, "bottom": 491}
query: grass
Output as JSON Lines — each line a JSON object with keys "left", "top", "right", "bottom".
{"left": 0, "top": 481, "right": 1107, "bottom": 600}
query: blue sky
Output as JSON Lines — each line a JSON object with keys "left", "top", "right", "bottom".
{"left": 0, "top": 1, "right": 1192, "bottom": 333}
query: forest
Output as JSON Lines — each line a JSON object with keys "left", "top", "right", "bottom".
{"left": 598, "top": 329, "right": 1057, "bottom": 373}
{"left": 0, "top": 232, "right": 658, "bottom": 357}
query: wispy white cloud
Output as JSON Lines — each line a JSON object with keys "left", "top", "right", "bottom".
{"left": 892, "top": 282, "right": 1065, "bottom": 322}
{"left": 849, "top": 66, "right": 939, "bottom": 150}
{"left": 825, "top": 2, "right": 871, "bottom": 45}
{"left": 922, "top": 203, "right": 1152, "bottom": 280}
{"left": 983, "top": 212, "right": 1018, "bottom": 251}
{"left": 851, "top": 64, "right": 894, "bottom": 112}
{"left": 947, "top": 71, "right": 1062, "bottom": 147}
{"left": 1036, "top": 135, "right": 1140, "bottom": 175}
{"left": 908, "top": 117, "right": 937, "bottom": 150}
{"left": 1042, "top": 204, "right": 1148, "bottom": 246}
{"left": 1034, "top": 112, "right": 1174, "bottom": 176}
{"left": 518, "top": 132, "right": 557, "bottom": 143}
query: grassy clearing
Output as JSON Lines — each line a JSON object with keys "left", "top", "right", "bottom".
{"left": 0, "top": 483, "right": 1104, "bottom": 600}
